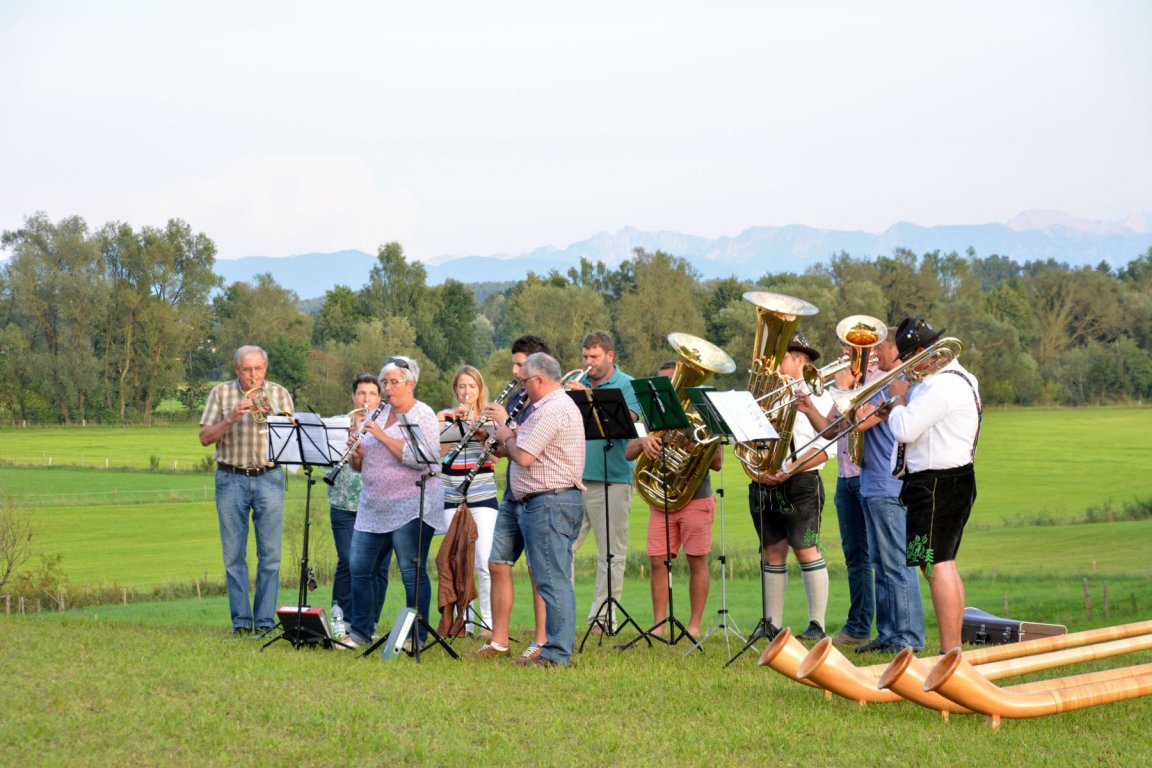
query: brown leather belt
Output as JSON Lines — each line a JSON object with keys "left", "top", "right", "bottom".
{"left": 217, "top": 462, "right": 273, "bottom": 477}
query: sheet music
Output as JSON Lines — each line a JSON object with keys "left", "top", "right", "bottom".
{"left": 703, "top": 390, "right": 779, "bottom": 443}
{"left": 267, "top": 414, "right": 349, "bottom": 465}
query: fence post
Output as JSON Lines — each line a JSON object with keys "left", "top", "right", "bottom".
{"left": 1083, "top": 577, "right": 1093, "bottom": 619}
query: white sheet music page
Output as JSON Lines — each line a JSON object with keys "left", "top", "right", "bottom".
{"left": 703, "top": 390, "right": 779, "bottom": 443}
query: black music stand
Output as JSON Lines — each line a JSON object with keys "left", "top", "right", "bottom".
{"left": 618, "top": 375, "right": 695, "bottom": 650}
{"left": 686, "top": 390, "right": 785, "bottom": 667}
{"left": 261, "top": 414, "right": 352, "bottom": 651}
{"left": 360, "top": 417, "right": 459, "bottom": 662}
{"left": 568, "top": 388, "right": 644, "bottom": 651}
{"left": 680, "top": 387, "right": 748, "bottom": 657}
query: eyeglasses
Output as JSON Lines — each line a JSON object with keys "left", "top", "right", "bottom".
{"left": 382, "top": 378, "right": 408, "bottom": 387}
{"left": 517, "top": 375, "right": 540, "bottom": 387}
{"left": 383, "top": 357, "right": 410, "bottom": 370}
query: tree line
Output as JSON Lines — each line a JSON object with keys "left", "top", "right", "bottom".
{"left": 3, "top": 211, "right": 1151, "bottom": 424}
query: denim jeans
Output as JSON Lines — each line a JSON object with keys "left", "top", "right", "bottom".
{"left": 862, "top": 496, "right": 925, "bottom": 649}
{"left": 834, "top": 476, "right": 874, "bottom": 638}
{"left": 331, "top": 506, "right": 388, "bottom": 622}
{"left": 348, "top": 530, "right": 393, "bottom": 643}
{"left": 329, "top": 506, "right": 356, "bottom": 611}
{"left": 348, "top": 518, "right": 433, "bottom": 644}
{"left": 215, "top": 467, "right": 284, "bottom": 631}
{"left": 519, "top": 489, "right": 584, "bottom": 665}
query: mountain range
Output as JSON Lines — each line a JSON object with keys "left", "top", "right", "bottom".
{"left": 214, "top": 209, "right": 1152, "bottom": 301}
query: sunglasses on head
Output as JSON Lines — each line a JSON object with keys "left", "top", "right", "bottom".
{"left": 383, "top": 357, "right": 410, "bottom": 370}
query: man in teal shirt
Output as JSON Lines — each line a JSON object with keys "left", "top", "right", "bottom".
{"left": 566, "top": 331, "right": 642, "bottom": 632}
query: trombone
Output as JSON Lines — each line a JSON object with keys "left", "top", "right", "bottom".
{"left": 777, "top": 336, "right": 964, "bottom": 475}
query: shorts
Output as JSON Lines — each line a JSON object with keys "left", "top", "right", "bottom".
{"left": 900, "top": 464, "right": 976, "bottom": 566}
{"left": 748, "top": 471, "right": 824, "bottom": 550}
{"left": 646, "top": 495, "right": 715, "bottom": 558}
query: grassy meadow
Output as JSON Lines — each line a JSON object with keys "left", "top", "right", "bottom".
{"left": 3, "top": 407, "right": 1152, "bottom": 765}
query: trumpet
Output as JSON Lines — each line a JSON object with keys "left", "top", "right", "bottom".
{"left": 442, "top": 378, "right": 517, "bottom": 468}
{"left": 323, "top": 401, "right": 387, "bottom": 486}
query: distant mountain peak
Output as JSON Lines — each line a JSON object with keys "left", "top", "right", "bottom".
{"left": 1005, "top": 209, "right": 1136, "bottom": 236}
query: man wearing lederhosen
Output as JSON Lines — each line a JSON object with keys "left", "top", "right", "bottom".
{"left": 884, "top": 317, "right": 980, "bottom": 653}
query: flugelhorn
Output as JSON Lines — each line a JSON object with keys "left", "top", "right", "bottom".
{"left": 243, "top": 386, "right": 275, "bottom": 424}
{"left": 561, "top": 365, "right": 593, "bottom": 385}
{"left": 442, "top": 378, "right": 517, "bottom": 468}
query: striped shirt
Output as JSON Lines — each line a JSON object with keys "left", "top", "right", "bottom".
{"left": 200, "top": 379, "right": 294, "bottom": 468}
{"left": 510, "top": 387, "right": 586, "bottom": 500}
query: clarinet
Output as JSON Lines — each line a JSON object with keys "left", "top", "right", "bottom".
{"left": 323, "top": 401, "right": 387, "bottom": 486}
{"left": 457, "top": 395, "right": 529, "bottom": 497}
{"left": 442, "top": 378, "right": 517, "bottom": 468}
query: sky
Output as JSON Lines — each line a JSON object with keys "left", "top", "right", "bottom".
{"left": 2, "top": 0, "right": 1150, "bottom": 264}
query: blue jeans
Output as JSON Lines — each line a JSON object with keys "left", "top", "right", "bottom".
{"left": 862, "top": 496, "right": 925, "bottom": 649}
{"left": 518, "top": 489, "right": 584, "bottom": 666}
{"left": 215, "top": 468, "right": 284, "bottom": 631}
{"left": 330, "top": 506, "right": 388, "bottom": 621}
{"left": 834, "top": 476, "right": 874, "bottom": 638}
{"left": 349, "top": 518, "right": 434, "bottom": 643}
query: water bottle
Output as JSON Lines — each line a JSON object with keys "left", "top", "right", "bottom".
{"left": 330, "top": 604, "right": 346, "bottom": 639}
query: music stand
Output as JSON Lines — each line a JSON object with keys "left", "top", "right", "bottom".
{"left": 568, "top": 388, "right": 644, "bottom": 651}
{"left": 688, "top": 390, "right": 786, "bottom": 668}
{"left": 360, "top": 417, "right": 459, "bottom": 662}
{"left": 261, "top": 414, "right": 351, "bottom": 651}
{"left": 618, "top": 375, "right": 694, "bottom": 650}
{"left": 680, "top": 387, "right": 748, "bottom": 657}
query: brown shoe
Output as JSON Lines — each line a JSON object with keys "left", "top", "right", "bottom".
{"left": 466, "top": 642, "right": 510, "bottom": 659}
{"left": 832, "top": 630, "right": 870, "bottom": 647}
{"left": 513, "top": 654, "right": 560, "bottom": 668}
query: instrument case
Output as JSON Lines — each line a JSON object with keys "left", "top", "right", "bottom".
{"left": 961, "top": 606, "right": 1067, "bottom": 645}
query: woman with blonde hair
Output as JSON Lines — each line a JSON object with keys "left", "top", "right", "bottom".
{"left": 439, "top": 364, "right": 501, "bottom": 636}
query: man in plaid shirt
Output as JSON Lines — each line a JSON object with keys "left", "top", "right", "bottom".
{"left": 199, "top": 345, "right": 294, "bottom": 635}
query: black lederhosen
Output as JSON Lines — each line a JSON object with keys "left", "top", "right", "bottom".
{"left": 900, "top": 463, "right": 976, "bottom": 567}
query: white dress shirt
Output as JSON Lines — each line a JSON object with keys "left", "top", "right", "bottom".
{"left": 886, "top": 359, "right": 980, "bottom": 473}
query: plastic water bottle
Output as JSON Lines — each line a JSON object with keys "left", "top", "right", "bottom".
{"left": 330, "top": 604, "right": 346, "bottom": 639}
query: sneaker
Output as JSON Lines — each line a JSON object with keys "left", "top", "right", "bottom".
{"left": 796, "top": 621, "right": 827, "bottom": 642}
{"left": 854, "top": 638, "right": 899, "bottom": 655}
{"left": 466, "top": 642, "right": 510, "bottom": 659}
{"left": 519, "top": 643, "right": 542, "bottom": 661}
{"left": 832, "top": 630, "right": 870, "bottom": 647}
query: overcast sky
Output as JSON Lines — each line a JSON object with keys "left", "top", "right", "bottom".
{"left": 2, "top": 0, "right": 1149, "bottom": 263}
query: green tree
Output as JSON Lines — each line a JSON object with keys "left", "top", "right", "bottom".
{"left": 502, "top": 274, "right": 608, "bottom": 369}
{"left": 211, "top": 274, "right": 312, "bottom": 394}
{"left": 1, "top": 213, "right": 107, "bottom": 422}
{"left": 313, "top": 285, "right": 364, "bottom": 346}
{"left": 614, "top": 249, "right": 707, "bottom": 376}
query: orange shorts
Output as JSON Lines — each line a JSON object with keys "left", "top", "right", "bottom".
{"left": 646, "top": 495, "right": 715, "bottom": 558}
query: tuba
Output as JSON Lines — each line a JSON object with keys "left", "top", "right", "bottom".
{"left": 634, "top": 333, "right": 736, "bottom": 509}
{"left": 735, "top": 291, "right": 819, "bottom": 479}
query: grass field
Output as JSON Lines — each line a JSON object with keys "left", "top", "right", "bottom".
{"left": 3, "top": 408, "right": 1152, "bottom": 765}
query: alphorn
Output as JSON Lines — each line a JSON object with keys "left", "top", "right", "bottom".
{"left": 878, "top": 628, "right": 1152, "bottom": 715}
{"left": 925, "top": 645, "right": 1152, "bottom": 727}
{"left": 762, "top": 620, "right": 1152, "bottom": 709}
